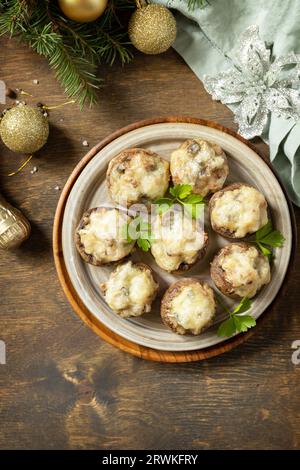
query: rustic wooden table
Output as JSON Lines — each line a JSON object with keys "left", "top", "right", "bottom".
{"left": 0, "top": 37, "right": 299, "bottom": 450}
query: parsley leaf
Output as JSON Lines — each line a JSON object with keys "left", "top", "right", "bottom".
{"left": 123, "top": 216, "right": 153, "bottom": 252}
{"left": 234, "top": 315, "right": 256, "bottom": 332}
{"left": 177, "top": 184, "right": 193, "bottom": 199}
{"left": 122, "top": 222, "right": 133, "bottom": 243}
{"left": 259, "top": 230, "right": 285, "bottom": 247}
{"left": 217, "top": 317, "right": 236, "bottom": 337}
{"left": 154, "top": 197, "right": 174, "bottom": 214}
{"left": 183, "top": 194, "right": 205, "bottom": 204}
{"left": 254, "top": 220, "right": 285, "bottom": 256}
{"left": 217, "top": 296, "right": 256, "bottom": 337}
{"left": 170, "top": 184, "right": 192, "bottom": 199}
{"left": 255, "top": 220, "right": 273, "bottom": 240}
{"left": 184, "top": 203, "right": 204, "bottom": 219}
{"left": 232, "top": 296, "right": 252, "bottom": 315}
{"left": 137, "top": 238, "right": 151, "bottom": 252}
{"left": 155, "top": 197, "right": 174, "bottom": 206}
{"left": 155, "top": 184, "right": 205, "bottom": 219}
{"left": 257, "top": 242, "right": 272, "bottom": 257}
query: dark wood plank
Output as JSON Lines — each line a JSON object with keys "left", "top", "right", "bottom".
{"left": 0, "top": 36, "right": 299, "bottom": 450}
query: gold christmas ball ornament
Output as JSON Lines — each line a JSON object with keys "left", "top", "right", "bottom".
{"left": 0, "top": 105, "right": 49, "bottom": 154}
{"left": 58, "top": 0, "right": 108, "bottom": 23}
{"left": 0, "top": 194, "right": 31, "bottom": 250}
{"left": 128, "top": 3, "right": 177, "bottom": 55}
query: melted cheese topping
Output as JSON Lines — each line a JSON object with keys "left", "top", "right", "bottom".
{"left": 151, "top": 209, "right": 206, "bottom": 272}
{"left": 171, "top": 139, "right": 228, "bottom": 196}
{"left": 78, "top": 209, "right": 134, "bottom": 263}
{"left": 219, "top": 245, "right": 271, "bottom": 297}
{"left": 104, "top": 261, "right": 158, "bottom": 318}
{"left": 211, "top": 186, "right": 268, "bottom": 238}
{"left": 108, "top": 150, "right": 170, "bottom": 205}
{"left": 170, "top": 283, "right": 216, "bottom": 335}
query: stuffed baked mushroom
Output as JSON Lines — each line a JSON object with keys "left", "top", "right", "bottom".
{"left": 170, "top": 139, "right": 228, "bottom": 196}
{"left": 150, "top": 207, "right": 208, "bottom": 273}
{"left": 101, "top": 261, "right": 159, "bottom": 318}
{"left": 209, "top": 183, "right": 268, "bottom": 239}
{"left": 161, "top": 279, "right": 216, "bottom": 335}
{"left": 75, "top": 207, "right": 135, "bottom": 266}
{"left": 210, "top": 242, "right": 271, "bottom": 299}
{"left": 107, "top": 148, "right": 170, "bottom": 207}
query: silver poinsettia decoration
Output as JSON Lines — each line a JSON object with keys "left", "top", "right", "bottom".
{"left": 203, "top": 25, "right": 300, "bottom": 139}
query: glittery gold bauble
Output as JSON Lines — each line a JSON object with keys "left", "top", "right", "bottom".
{"left": 58, "top": 0, "right": 108, "bottom": 23}
{"left": 0, "top": 106, "right": 49, "bottom": 154}
{"left": 128, "top": 4, "right": 177, "bottom": 55}
{"left": 0, "top": 194, "right": 31, "bottom": 250}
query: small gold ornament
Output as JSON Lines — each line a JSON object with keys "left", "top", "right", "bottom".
{"left": 0, "top": 105, "right": 49, "bottom": 154}
{"left": 58, "top": 0, "right": 108, "bottom": 23}
{"left": 128, "top": 2, "right": 177, "bottom": 55}
{"left": 0, "top": 194, "right": 31, "bottom": 250}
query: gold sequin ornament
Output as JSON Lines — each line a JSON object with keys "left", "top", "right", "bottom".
{"left": 0, "top": 105, "right": 49, "bottom": 154}
{"left": 0, "top": 194, "right": 31, "bottom": 250}
{"left": 58, "top": 0, "right": 108, "bottom": 23}
{"left": 128, "top": 3, "right": 177, "bottom": 55}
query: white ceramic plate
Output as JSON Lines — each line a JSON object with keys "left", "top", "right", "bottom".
{"left": 62, "top": 122, "right": 292, "bottom": 351}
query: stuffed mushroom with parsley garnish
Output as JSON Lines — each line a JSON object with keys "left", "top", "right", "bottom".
{"left": 170, "top": 139, "right": 229, "bottom": 196}
{"left": 150, "top": 207, "right": 208, "bottom": 273}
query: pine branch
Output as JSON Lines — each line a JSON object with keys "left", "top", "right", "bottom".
{"left": 0, "top": 0, "right": 30, "bottom": 35}
{"left": 49, "top": 42, "right": 101, "bottom": 108}
{"left": 0, "top": 0, "right": 206, "bottom": 106}
{"left": 95, "top": 30, "right": 133, "bottom": 65}
{"left": 0, "top": 0, "right": 134, "bottom": 106}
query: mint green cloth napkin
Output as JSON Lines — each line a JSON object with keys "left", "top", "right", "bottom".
{"left": 158, "top": 0, "right": 300, "bottom": 205}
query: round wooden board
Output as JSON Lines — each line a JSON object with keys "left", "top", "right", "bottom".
{"left": 53, "top": 117, "right": 297, "bottom": 363}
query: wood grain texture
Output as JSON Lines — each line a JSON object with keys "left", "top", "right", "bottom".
{"left": 0, "top": 37, "right": 300, "bottom": 450}
{"left": 53, "top": 116, "right": 296, "bottom": 363}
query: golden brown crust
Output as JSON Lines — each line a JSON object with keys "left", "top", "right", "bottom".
{"left": 75, "top": 207, "right": 134, "bottom": 266}
{"left": 106, "top": 148, "right": 170, "bottom": 206}
{"left": 75, "top": 208, "right": 100, "bottom": 265}
{"left": 209, "top": 182, "right": 264, "bottom": 239}
{"left": 161, "top": 278, "right": 215, "bottom": 335}
{"left": 210, "top": 242, "right": 269, "bottom": 299}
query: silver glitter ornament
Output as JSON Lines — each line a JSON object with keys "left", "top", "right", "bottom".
{"left": 0, "top": 105, "right": 49, "bottom": 154}
{"left": 203, "top": 25, "right": 300, "bottom": 139}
